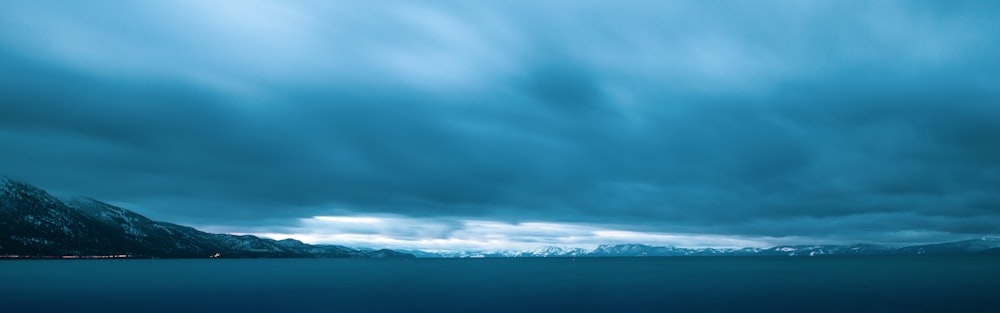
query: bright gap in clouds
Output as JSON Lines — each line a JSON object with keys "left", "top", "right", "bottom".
{"left": 230, "top": 215, "right": 779, "bottom": 252}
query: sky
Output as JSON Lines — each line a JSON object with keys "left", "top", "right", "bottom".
{"left": 2, "top": 1, "right": 999, "bottom": 251}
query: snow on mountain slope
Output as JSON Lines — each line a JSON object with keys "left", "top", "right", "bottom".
{"left": 1, "top": 177, "right": 413, "bottom": 258}
{"left": 409, "top": 240, "right": 1000, "bottom": 258}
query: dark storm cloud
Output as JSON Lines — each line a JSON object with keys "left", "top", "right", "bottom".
{"left": 2, "top": 0, "right": 1000, "bottom": 244}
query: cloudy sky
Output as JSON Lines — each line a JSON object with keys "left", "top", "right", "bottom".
{"left": 2, "top": 1, "right": 999, "bottom": 251}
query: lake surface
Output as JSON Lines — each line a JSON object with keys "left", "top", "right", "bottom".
{"left": 2, "top": 257, "right": 997, "bottom": 313}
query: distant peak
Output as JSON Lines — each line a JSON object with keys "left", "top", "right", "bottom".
{"left": 598, "top": 243, "right": 654, "bottom": 248}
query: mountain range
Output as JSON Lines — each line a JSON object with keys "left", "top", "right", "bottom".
{"left": 0, "top": 177, "right": 412, "bottom": 259}
{"left": 3, "top": 177, "right": 998, "bottom": 259}
{"left": 406, "top": 239, "right": 1000, "bottom": 258}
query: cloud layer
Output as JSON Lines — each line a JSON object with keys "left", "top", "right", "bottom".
{"left": 2, "top": 1, "right": 999, "bottom": 247}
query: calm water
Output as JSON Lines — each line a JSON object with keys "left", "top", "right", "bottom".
{"left": 2, "top": 257, "right": 997, "bottom": 312}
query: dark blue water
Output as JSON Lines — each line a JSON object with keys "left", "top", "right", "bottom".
{"left": 2, "top": 257, "right": 997, "bottom": 312}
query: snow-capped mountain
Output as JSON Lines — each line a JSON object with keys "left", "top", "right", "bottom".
{"left": 1, "top": 177, "right": 133, "bottom": 256}
{"left": 590, "top": 243, "right": 695, "bottom": 256}
{"left": 5, "top": 177, "right": 997, "bottom": 259}
{"left": 398, "top": 246, "right": 592, "bottom": 258}
{"left": 410, "top": 240, "right": 1000, "bottom": 258}
{"left": 523, "top": 246, "right": 590, "bottom": 257}
{"left": 0, "top": 177, "right": 413, "bottom": 259}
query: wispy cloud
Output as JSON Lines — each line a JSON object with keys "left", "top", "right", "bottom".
{"left": 211, "top": 215, "right": 801, "bottom": 251}
{"left": 2, "top": 1, "right": 1000, "bottom": 247}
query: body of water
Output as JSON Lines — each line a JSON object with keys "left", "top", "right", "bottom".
{"left": 2, "top": 256, "right": 997, "bottom": 312}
